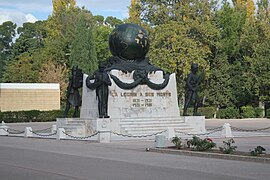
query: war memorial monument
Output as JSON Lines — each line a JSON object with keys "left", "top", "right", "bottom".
{"left": 57, "top": 23, "right": 205, "bottom": 140}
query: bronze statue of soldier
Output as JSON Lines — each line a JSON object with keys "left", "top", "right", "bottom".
{"left": 183, "top": 63, "right": 199, "bottom": 116}
{"left": 86, "top": 62, "right": 112, "bottom": 118}
{"left": 63, "top": 66, "right": 83, "bottom": 118}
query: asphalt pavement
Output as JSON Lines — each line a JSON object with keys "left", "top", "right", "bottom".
{"left": 1, "top": 119, "right": 270, "bottom": 180}
{"left": 0, "top": 136, "right": 270, "bottom": 180}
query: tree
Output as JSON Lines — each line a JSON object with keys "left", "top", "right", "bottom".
{"left": 0, "top": 21, "right": 16, "bottom": 81}
{"left": 205, "top": 52, "right": 232, "bottom": 111}
{"left": 140, "top": 0, "right": 220, "bottom": 100}
{"left": 2, "top": 52, "right": 40, "bottom": 83}
{"left": 12, "top": 21, "right": 46, "bottom": 57}
{"left": 128, "top": 0, "right": 142, "bottom": 25}
{"left": 105, "top": 16, "right": 122, "bottom": 28}
{"left": 39, "top": 60, "right": 69, "bottom": 102}
{"left": 69, "top": 9, "right": 98, "bottom": 74}
{"left": 250, "top": 0, "right": 270, "bottom": 108}
{"left": 94, "top": 23, "right": 112, "bottom": 61}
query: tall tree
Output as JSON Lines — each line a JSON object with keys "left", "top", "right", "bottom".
{"left": 140, "top": 0, "right": 220, "bottom": 100}
{"left": 69, "top": 9, "right": 98, "bottom": 74}
{"left": 0, "top": 21, "right": 16, "bottom": 81}
{"left": 12, "top": 21, "right": 46, "bottom": 57}
{"left": 94, "top": 16, "right": 112, "bottom": 61}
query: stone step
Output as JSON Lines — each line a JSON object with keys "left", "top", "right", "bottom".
{"left": 122, "top": 128, "right": 191, "bottom": 135}
{"left": 63, "top": 123, "right": 85, "bottom": 127}
{"left": 123, "top": 125, "right": 189, "bottom": 131}
{"left": 65, "top": 120, "right": 87, "bottom": 124}
{"left": 61, "top": 125, "right": 84, "bottom": 130}
{"left": 118, "top": 117, "right": 183, "bottom": 122}
{"left": 121, "top": 123, "right": 188, "bottom": 128}
{"left": 120, "top": 120, "right": 185, "bottom": 126}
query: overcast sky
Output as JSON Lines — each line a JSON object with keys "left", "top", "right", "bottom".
{"left": 0, "top": 0, "right": 131, "bottom": 26}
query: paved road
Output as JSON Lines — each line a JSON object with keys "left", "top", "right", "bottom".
{"left": 206, "top": 118, "right": 270, "bottom": 129}
{"left": 0, "top": 136, "right": 270, "bottom": 180}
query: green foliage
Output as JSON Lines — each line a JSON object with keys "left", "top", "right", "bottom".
{"left": 197, "top": 107, "right": 216, "bottom": 119}
{"left": 187, "top": 136, "right": 216, "bottom": 151}
{"left": 171, "top": 136, "right": 182, "bottom": 149}
{"left": 12, "top": 21, "right": 46, "bottom": 57}
{"left": 94, "top": 24, "right": 112, "bottom": 61}
{"left": 266, "top": 109, "right": 270, "bottom": 119}
{"left": 0, "top": 21, "right": 16, "bottom": 81}
{"left": 104, "top": 16, "right": 122, "bottom": 28}
{"left": 216, "top": 107, "right": 240, "bottom": 119}
{"left": 219, "top": 138, "right": 237, "bottom": 154}
{"left": 240, "top": 106, "right": 256, "bottom": 118}
{"left": 0, "top": 110, "right": 67, "bottom": 123}
{"left": 69, "top": 9, "right": 98, "bottom": 74}
{"left": 254, "top": 107, "right": 264, "bottom": 118}
{"left": 3, "top": 52, "right": 41, "bottom": 83}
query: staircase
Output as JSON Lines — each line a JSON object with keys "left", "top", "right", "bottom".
{"left": 119, "top": 117, "right": 193, "bottom": 135}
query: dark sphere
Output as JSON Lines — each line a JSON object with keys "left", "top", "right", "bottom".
{"left": 109, "top": 23, "right": 150, "bottom": 60}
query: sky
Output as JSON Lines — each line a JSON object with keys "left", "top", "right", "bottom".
{"left": 0, "top": 0, "right": 131, "bottom": 26}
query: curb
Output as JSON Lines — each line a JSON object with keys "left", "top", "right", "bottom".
{"left": 149, "top": 148, "right": 270, "bottom": 164}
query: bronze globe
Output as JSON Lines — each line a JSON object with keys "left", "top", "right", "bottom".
{"left": 109, "top": 23, "right": 150, "bottom": 61}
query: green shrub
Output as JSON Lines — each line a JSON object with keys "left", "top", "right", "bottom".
{"left": 216, "top": 107, "right": 240, "bottom": 119}
{"left": 187, "top": 136, "right": 216, "bottom": 151}
{"left": 254, "top": 107, "right": 264, "bottom": 118}
{"left": 0, "top": 110, "right": 65, "bottom": 123}
{"left": 240, "top": 106, "right": 256, "bottom": 118}
{"left": 36, "top": 110, "right": 64, "bottom": 122}
{"left": 198, "top": 107, "right": 216, "bottom": 119}
{"left": 266, "top": 109, "right": 270, "bottom": 119}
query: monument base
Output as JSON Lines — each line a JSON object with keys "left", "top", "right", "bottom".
{"left": 56, "top": 118, "right": 95, "bottom": 137}
{"left": 56, "top": 116, "right": 205, "bottom": 139}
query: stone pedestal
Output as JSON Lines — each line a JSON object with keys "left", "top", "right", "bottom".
{"left": 24, "top": 127, "right": 33, "bottom": 137}
{"left": 98, "top": 129, "right": 111, "bottom": 143}
{"left": 182, "top": 116, "right": 206, "bottom": 134}
{"left": 221, "top": 123, "right": 233, "bottom": 138}
{"left": 0, "top": 121, "right": 8, "bottom": 136}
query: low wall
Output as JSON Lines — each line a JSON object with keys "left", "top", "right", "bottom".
{"left": 0, "top": 83, "right": 60, "bottom": 112}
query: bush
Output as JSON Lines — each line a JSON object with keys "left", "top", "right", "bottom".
{"left": 216, "top": 107, "right": 240, "bottom": 119}
{"left": 240, "top": 106, "right": 256, "bottom": 118}
{"left": 0, "top": 110, "right": 65, "bottom": 123}
{"left": 187, "top": 136, "right": 216, "bottom": 151}
{"left": 198, "top": 107, "right": 216, "bottom": 119}
{"left": 254, "top": 107, "right": 264, "bottom": 118}
{"left": 266, "top": 109, "right": 270, "bottom": 119}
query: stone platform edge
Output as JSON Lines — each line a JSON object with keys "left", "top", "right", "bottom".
{"left": 149, "top": 148, "right": 270, "bottom": 164}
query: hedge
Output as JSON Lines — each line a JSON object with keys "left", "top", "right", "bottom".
{"left": 240, "top": 106, "right": 256, "bottom": 118}
{"left": 197, "top": 107, "right": 216, "bottom": 119}
{"left": 216, "top": 107, "right": 240, "bottom": 119}
{"left": 266, "top": 109, "right": 270, "bottom": 119}
{"left": 0, "top": 109, "right": 75, "bottom": 123}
